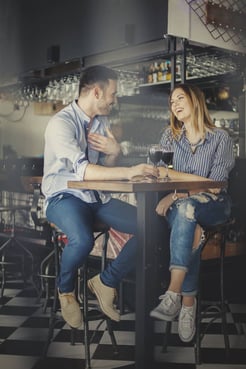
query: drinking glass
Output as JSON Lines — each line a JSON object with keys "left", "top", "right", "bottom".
{"left": 148, "top": 144, "right": 163, "bottom": 168}
{"left": 161, "top": 145, "right": 174, "bottom": 181}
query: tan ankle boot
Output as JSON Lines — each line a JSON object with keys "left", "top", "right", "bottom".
{"left": 88, "top": 274, "right": 120, "bottom": 322}
{"left": 58, "top": 290, "right": 83, "bottom": 328}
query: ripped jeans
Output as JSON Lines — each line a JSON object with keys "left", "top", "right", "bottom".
{"left": 165, "top": 191, "right": 232, "bottom": 296}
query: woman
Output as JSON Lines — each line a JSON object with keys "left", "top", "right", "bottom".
{"left": 150, "top": 84, "right": 235, "bottom": 343}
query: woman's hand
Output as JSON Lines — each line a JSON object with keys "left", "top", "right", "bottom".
{"left": 156, "top": 193, "right": 174, "bottom": 217}
{"left": 156, "top": 192, "right": 188, "bottom": 217}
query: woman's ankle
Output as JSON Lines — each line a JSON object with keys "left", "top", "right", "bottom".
{"left": 182, "top": 295, "right": 195, "bottom": 307}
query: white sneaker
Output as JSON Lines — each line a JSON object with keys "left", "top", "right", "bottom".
{"left": 150, "top": 291, "right": 181, "bottom": 321}
{"left": 178, "top": 298, "right": 197, "bottom": 342}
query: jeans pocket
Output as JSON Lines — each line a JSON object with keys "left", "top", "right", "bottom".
{"left": 48, "top": 193, "right": 65, "bottom": 207}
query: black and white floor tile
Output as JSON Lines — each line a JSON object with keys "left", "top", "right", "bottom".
{"left": 0, "top": 280, "right": 246, "bottom": 369}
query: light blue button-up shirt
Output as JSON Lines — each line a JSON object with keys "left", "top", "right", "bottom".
{"left": 159, "top": 126, "right": 235, "bottom": 181}
{"left": 41, "top": 100, "right": 112, "bottom": 207}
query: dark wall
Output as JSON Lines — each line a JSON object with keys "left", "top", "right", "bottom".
{"left": 0, "top": 0, "right": 21, "bottom": 84}
{"left": 0, "top": 0, "right": 168, "bottom": 83}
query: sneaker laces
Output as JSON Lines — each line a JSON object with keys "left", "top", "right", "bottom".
{"left": 180, "top": 306, "right": 194, "bottom": 329}
{"left": 159, "top": 291, "right": 179, "bottom": 310}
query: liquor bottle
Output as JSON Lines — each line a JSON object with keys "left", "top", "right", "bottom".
{"left": 157, "top": 62, "right": 163, "bottom": 82}
{"left": 152, "top": 62, "right": 158, "bottom": 83}
{"left": 166, "top": 61, "right": 171, "bottom": 81}
{"left": 147, "top": 63, "right": 154, "bottom": 83}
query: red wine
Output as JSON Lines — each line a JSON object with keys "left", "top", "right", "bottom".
{"left": 162, "top": 151, "right": 174, "bottom": 166}
{"left": 149, "top": 150, "right": 162, "bottom": 165}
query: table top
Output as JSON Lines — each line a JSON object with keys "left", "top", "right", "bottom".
{"left": 16, "top": 176, "right": 227, "bottom": 194}
{"left": 67, "top": 178, "right": 227, "bottom": 193}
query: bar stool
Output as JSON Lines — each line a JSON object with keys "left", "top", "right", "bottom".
{"left": 161, "top": 217, "right": 235, "bottom": 364}
{"left": 195, "top": 218, "right": 234, "bottom": 364}
{"left": 42, "top": 222, "right": 118, "bottom": 369}
{"left": 0, "top": 192, "right": 34, "bottom": 299}
{"left": 29, "top": 182, "right": 53, "bottom": 308}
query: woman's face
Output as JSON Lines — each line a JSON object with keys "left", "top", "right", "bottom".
{"left": 170, "top": 87, "right": 192, "bottom": 123}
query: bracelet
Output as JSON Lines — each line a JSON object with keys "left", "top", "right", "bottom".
{"left": 172, "top": 189, "right": 178, "bottom": 201}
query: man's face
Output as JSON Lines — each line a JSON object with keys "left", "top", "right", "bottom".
{"left": 97, "top": 79, "right": 118, "bottom": 115}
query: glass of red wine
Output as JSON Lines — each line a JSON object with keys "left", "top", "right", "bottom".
{"left": 148, "top": 144, "right": 163, "bottom": 168}
{"left": 161, "top": 146, "right": 174, "bottom": 181}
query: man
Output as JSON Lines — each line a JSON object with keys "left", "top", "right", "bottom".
{"left": 41, "top": 65, "right": 157, "bottom": 328}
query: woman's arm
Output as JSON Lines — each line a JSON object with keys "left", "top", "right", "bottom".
{"left": 158, "top": 166, "right": 211, "bottom": 181}
{"left": 158, "top": 167, "right": 223, "bottom": 195}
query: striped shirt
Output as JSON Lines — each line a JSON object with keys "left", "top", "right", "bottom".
{"left": 159, "top": 126, "right": 235, "bottom": 181}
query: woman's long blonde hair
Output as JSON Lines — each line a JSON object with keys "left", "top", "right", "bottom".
{"left": 169, "top": 84, "right": 215, "bottom": 140}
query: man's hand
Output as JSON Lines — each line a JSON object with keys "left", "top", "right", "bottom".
{"left": 128, "top": 163, "right": 159, "bottom": 181}
{"left": 88, "top": 127, "right": 121, "bottom": 157}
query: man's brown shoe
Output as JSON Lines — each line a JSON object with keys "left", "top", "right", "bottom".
{"left": 58, "top": 291, "right": 83, "bottom": 328}
{"left": 87, "top": 274, "right": 120, "bottom": 322}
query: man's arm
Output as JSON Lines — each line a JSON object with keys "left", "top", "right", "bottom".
{"left": 84, "top": 163, "right": 158, "bottom": 181}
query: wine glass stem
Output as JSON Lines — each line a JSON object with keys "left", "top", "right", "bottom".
{"left": 165, "top": 165, "right": 170, "bottom": 181}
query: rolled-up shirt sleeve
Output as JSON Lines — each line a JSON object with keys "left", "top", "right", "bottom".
{"left": 45, "top": 117, "right": 89, "bottom": 180}
{"left": 208, "top": 132, "right": 235, "bottom": 181}
{"left": 73, "top": 154, "right": 89, "bottom": 180}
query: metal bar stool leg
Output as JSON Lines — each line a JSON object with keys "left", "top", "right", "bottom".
{"left": 195, "top": 224, "right": 232, "bottom": 364}
{"left": 195, "top": 281, "right": 202, "bottom": 364}
{"left": 0, "top": 238, "right": 16, "bottom": 299}
{"left": 162, "top": 321, "right": 172, "bottom": 353}
{"left": 83, "top": 261, "right": 91, "bottom": 369}
{"left": 42, "top": 231, "right": 61, "bottom": 357}
{"left": 220, "top": 231, "right": 230, "bottom": 359}
{"left": 105, "top": 318, "right": 118, "bottom": 354}
{"left": 39, "top": 250, "right": 55, "bottom": 312}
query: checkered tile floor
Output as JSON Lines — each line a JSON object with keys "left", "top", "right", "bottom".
{"left": 0, "top": 280, "right": 246, "bottom": 369}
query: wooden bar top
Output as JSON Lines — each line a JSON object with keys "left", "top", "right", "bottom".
{"left": 67, "top": 178, "right": 227, "bottom": 193}
{"left": 13, "top": 176, "right": 227, "bottom": 194}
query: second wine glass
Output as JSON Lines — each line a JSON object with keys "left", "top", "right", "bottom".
{"left": 161, "top": 146, "right": 174, "bottom": 181}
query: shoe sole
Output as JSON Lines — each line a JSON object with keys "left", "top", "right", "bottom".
{"left": 150, "top": 309, "right": 180, "bottom": 321}
{"left": 178, "top": 327, "right": 196, "bottom": 342}
{"left": 87, "top": 279, "right": 120, "bottom": 322}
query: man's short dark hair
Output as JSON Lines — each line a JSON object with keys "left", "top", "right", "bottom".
{"left": 79, "top": 65, "right": 118, "bottom": 94}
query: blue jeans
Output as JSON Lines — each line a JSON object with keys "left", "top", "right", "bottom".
{"left": 166, "top": 191, "right": 231, "bottom": 296}
{"left": 46, "top": 193, "right": 137, "bottom": 293}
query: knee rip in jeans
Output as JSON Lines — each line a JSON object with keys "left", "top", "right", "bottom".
{"left": 179, "top": 196, "right": 209, "bottom": 221}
